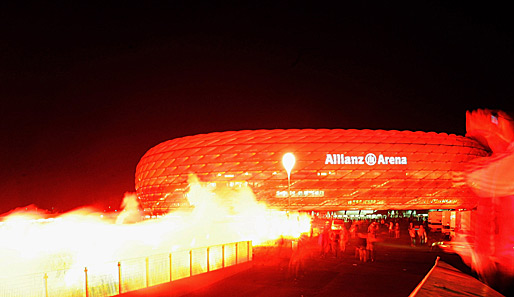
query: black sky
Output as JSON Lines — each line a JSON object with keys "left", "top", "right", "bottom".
{"left": 1, "top": 1, "right": 513, "bottom": 213}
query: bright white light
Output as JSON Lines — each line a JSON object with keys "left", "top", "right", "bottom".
{"left": 282, "top": 153, "right": 295, "bottom": 175}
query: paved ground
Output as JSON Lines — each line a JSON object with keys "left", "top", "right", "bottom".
{"left": 183, "top": 234, "right": 449, "bottom": 297}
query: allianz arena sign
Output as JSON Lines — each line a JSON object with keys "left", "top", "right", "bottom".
{"left": 325, "top": 153, "right": 408, "bottom": 166}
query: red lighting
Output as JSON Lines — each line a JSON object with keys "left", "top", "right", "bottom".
{"left": 135, "top": 129, "right": 488, "bottom": 214}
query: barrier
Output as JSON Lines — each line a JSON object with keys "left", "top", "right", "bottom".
{"left": 0, "top": 241, "right": 252, "bottom": 297}
{"left": 409, "top": 257, "right": 505, "bottom": 297}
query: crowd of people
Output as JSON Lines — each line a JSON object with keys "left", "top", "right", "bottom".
{"left": 315, "top": 217, "right": 432, "bottom": 263}
{"left": 282, "top": 217, "right": 432, "bottom": 281}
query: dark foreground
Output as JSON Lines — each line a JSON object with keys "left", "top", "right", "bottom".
{"left": 120, "top": 232, "right": 506, "bottom": 297}
{"left": 184, "top": 236, "right": 445, "bottom": 297}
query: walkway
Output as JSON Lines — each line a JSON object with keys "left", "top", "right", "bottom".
{"left": 185, "top": 235, "right": 439, "bottom": 297}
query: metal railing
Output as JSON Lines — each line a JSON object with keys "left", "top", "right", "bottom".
{"left": 0, "top": 241, "right": 252, "bottom": 297}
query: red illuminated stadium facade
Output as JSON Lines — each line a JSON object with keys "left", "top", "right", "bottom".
{"left": 135, "top": 129, "right": 489, "bottom": 215}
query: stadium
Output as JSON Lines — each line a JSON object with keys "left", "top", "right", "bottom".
{"left": 135, "top": 129, "right": 488, "bottom": 215}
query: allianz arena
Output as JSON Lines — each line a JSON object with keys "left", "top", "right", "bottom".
{"left": 135, "top": 129, "right": 489, "bottom": 214}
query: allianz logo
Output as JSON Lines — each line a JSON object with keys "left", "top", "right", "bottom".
{"left": 325, "top": 153, "right": 408, "bottom": 166}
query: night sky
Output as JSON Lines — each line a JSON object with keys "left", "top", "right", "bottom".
{"left": 1, "top": 2, "right": 513, "bottom": 214}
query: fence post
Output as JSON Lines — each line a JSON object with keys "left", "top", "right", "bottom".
{"left": 44, "top": 273, "right": 48, "bottom": 297}
{"left": 189, "top": 250, "right": 193, "bottom": 277}
{"left": 84, "top": 267, "right": 89, "bottom": 297}
{"left": 235, "top": 242, "right": 238, "bottom": 264}
{"left": 118, "top": 262, "right": 122, "bottom": 294}
{"left": 222, "top": 245, "right": 225, "bottom": 268}
{"left": 169, "top": 253, "right": 173, "bottom": 282}
{"left": 145, "top": 257, "right": 149, "bottom": 288}
{"left": 207, "top": 247, "right": 210, "bottom": 272}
